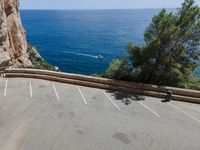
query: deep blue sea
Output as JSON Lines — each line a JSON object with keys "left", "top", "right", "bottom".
{"left": 21, "top": 10, "right": 200, "bottom": 75}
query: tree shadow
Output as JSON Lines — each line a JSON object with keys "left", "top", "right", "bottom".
{"left": 106, "top": 90, "right": 146, "bottom": 105}
{"left": 161, "top": 99, "right": 170, "bottom": 103}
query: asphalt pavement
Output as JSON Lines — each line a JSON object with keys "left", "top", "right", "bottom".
{"left": 0, "top": 78, "right": 199, "bottom": 150}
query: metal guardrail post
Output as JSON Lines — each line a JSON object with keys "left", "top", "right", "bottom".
{"left": 165, "top": 90, "right": 173, "bottom": 102}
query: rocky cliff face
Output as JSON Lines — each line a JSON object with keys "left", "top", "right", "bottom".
{"left": 0, "top": 0, "right": 32, "bottom": 68}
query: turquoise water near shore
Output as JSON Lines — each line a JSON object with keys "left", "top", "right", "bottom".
{"left": 21, "top": 10, "right": 200, "bottom": 75}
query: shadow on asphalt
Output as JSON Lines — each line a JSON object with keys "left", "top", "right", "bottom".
{"left": 161, "top": 99, "right": 170, "bottom": 103}
{"left": 106, "top": 90, "right": 146, "bottom": 105}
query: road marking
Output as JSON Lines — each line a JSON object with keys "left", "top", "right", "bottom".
{"left": 4, "top": 79, "right": 8, "bottom": 97}
{"left": 77, "top": 86, "right": 87, "bottom": 104}
{"left": 138, "top": 101, "right": 160, "bottom": 118}
{"left": 29, "top": 82, "right": 32, "bottom": 98}
{"left": 169, "top": 103, "right": 200, "bottom": 123}
{"left": 103, "top": 91, "right": 121, "bottom": 111}
{"left": 52, "top": 83, "right": 60, "bottom": 101}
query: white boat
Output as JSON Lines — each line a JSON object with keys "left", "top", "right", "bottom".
{"left": 96, "top": 55, "right": 104, "bottom": 60}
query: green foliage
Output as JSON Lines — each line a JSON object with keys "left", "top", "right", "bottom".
{"left": 180, "top": 75, "right": 200, "bottom": 90}
{"left": 104, "top": 58, "right": 130, "bottom": 80}
{"left": 105, "top": 0, "right": 200, "bottom": 90}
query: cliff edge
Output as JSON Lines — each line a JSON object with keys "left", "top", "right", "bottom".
{"left": 0, "top": 0, "right": 55, "bottom": 70}
{"left": 0, "top": 0, "right": 31, "bottom": 67}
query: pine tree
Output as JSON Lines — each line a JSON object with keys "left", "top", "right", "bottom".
{"left": 106, "top": 0, "right": 200, "bottom": 89}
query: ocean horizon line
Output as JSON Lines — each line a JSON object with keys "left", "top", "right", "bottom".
{"left": 20, "top": 8, "right": 176, "bottom": 11}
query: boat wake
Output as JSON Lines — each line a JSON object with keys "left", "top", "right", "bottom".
{"left": 64, "top": 52, "right": 104, "bottom": 60}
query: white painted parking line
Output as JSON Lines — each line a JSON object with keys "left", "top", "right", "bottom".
{"left": 169, "top": 103, "right": 200, "bottom": 123}
{"left": 77, "top": 86, "right": 87, "bottom": 104}
{"left": 138, "top": 101, "right": 160, "bottom": 118}
{"left": 29, "top": 82, "right": 32, "bottom": 98}
{"left": 52, "top": 83, "right": 60, "bottom": 101}
{"left": 4, "top": 79, "right": 8, "bottom": 97}
{"left": 103, "top": 91, "right": 121, "bottom": 111}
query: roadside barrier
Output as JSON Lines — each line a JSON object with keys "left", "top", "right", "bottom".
{"left": 4, "top": 68, "right": 200, "bottom": 104}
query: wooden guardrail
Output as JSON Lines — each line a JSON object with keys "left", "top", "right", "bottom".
{"left": 4, "top": 68, "right": 200, "bottom": 104}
